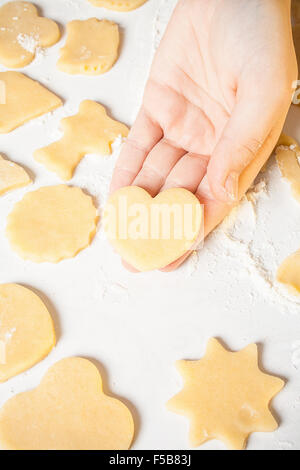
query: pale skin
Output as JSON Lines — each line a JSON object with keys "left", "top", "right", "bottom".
{"left": 110, "top": 0, "right": 297, "bottom": 271}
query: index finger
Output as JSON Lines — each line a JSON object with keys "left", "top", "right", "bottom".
{"left": 110, "top": 108, "right": 162, "bottom": 194}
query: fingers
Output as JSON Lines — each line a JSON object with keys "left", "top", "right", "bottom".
{"left": 162, "top": 152, "right": 209, "bottom": 193}
{"left": 206, "top": 88, "right": 291, "bottom": 203}
{"left": 133, "top": 139, "right": 186, "bottom": 196}
{"left": 110, "top": 108, "right": 162, "bottom": 194}
{"left": 161, "top": 116, "right": 286, "bottom": 272}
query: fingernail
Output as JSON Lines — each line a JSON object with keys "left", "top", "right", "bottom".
{"left": 225, "top": 172, "right": 239, "bottom": 202}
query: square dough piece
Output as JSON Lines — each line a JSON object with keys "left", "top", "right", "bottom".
{"left": 57, "top": 19, "right": 119, "bottom": 75}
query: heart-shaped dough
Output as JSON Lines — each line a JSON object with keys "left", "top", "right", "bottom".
{"left": 0, "top": 357, "right": 134, "bottom": 450}
{"left": 0, "top": 154, "right": 31, "bottom": 195}
{"left": 0, "top": 284, "right": 55, "bottom": 383}
{"left": 104, "top": 186, "right": 203, "bottom": 271}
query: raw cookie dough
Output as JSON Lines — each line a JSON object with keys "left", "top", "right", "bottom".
{"left": 0, "top": 154, "right": 31, "bottom": 195}
{"left": 0, "top": 72, "right": 62, "bottom": 133}
{"left": 6, "top": 185, "right": 98, "bottom": 263}
{"left": 0, "top": 284, "right": 55, "bottom": 383}
{"left": 88, "top": 0, "right": 148, "bottom": 12}
{"left": 57, "top": 19, "right": 119, "bottom": 75}
{"left": 0, "top": 1, "right": 60, "bottom": 68}
{"left": 276, "top": 134, "right": 300, "bottom": 203}
{"left": 34, "top": 100, "right": 129, "bottom": 180}
{"left": 276, "top": 135, "right": 300, "bottom": 294}
{"left": 0, "top": 357, "right": 134, "bottom": 450}
{"left": 277, "top": 250, "right": 300, "bottom": 294}
{"left": 167, "top": 338, "right": 284, "bottom": 451}
{"left": 104, "top": 186, "right": 203, "bottom": 271}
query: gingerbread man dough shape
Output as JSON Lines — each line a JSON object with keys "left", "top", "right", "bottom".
{"left": 34, "top": 100, "right": 129, "bottom": 180}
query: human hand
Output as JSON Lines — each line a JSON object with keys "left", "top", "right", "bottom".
{"left": 110, "top": 0, "right": 297, "bottom": 271}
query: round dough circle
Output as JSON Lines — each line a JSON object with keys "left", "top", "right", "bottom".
{"left": 6, "top": 185, "right": 98, "bottom": 263}
{"left": 88, "top": 0, "right": 148, "bottom": 12}
{"left": 0, "top": 283, "right": 56, "bottom": 383}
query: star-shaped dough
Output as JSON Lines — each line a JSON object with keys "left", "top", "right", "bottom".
{"left": 88, "top": 0, "right": 148, "bottom": 12}
{"left": 34, "top": 100, "right": 129, "bottom": 180}
{"left": 0, "top": 71, "right": 62, "bottom": 133}
{"left": 167, "top": 338, "right": 284, "bottom": 450}
{"left": 0, "top": 154, "right": 31, "bottom": 195}
{"left": 57, "top": 18, "right": 119, "bottom": 75}
{"left": 0, "top": 1, "right": 60, "bottom": 68}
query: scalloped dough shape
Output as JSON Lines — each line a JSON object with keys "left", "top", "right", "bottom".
{"left": 0, "top": 284, "right": 55, "bottom": 383}
{"left": 0, "top": 1, "right": 60, "bottom": 68}
{"left": 104, "top": 186, "right": 203, "bottom": 271}
{"left": 57, "top": 19, "right": 119, "bottom": 75}
{"left": 0, "top": 357, "right": 134, "bottom": 450}
{"left": 34, "top": 100, "right": 129, "bottom": 180}
{"left": 167, "top": 338, "right": 284, "bottom": 450}
{"left": 6, "top": 185, "right": 98, "bottom": 263}
{"left": 0, "top": 72, "right": 62, "bottom": 133}
{"left": 88, "top": 0, "right": 148, "bottom": 12}
{"left": 0, "top": 154, "right": 31, "bottom": 195}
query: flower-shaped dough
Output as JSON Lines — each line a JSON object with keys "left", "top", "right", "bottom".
{"left": 0, "top": 1, "right": 60, "bottom": 68}
{"left": 0, "top": 284, "right": 55, "bottom": 383}
{"left": 0, "top": 357, "right": 134, "bottom": 450}
{"left": 58, "top": 19, "right": 119, "bottom": 75}
{"left": 0, "top": 154, "right": 31, "bottom": 195}
{"left": 167, "top": 338, "right": 284, "bottom": 450}
{"left": 88, "top": 0, "right": 148, "bottom": 12}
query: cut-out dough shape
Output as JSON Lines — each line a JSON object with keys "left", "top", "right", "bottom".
{"left": 0, "top": 1, "right": 60, "bottom": 68}
{"left": 276, "top": 135, "right": 300, "bottom": 294}
{"left": 6, "top": 185, "right": 98, "bottom": 263}
{"left": 0, "top": 154, "right": 31, "bottom": 195}
{"left": 0, "top": 284, "right": 55, "bottom": 383}
{"left": 0, "top": 71, "right": 62, "bottom": 133}
{"left": 167, "top": 338, "right": 284, "bottom": 450}
{"left": 104, "top": 186, "right": 203, "bottom": 271}
{"left": 0, "top": 357, "right": 134, "bottom": 450}
{"left": 34, "top": 100, "right": 129, "bottom": 180}
{"left": 277, "top": 250, "right": 300, "bottom": 295}
{"left": 57, "top": 19, "right": 119, "bottom": 75}
{"left": 276, "top": 134, "right": 300, "bottom": 203}
{"left": 88, "top": 0, "right": 148, "bottom": 12}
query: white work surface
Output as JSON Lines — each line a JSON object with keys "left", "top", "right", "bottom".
{"left": 0, "top": 0, "right": 300, "bottom": 451}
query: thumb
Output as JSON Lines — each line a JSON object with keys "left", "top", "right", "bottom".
{"left": 206, "top": 89, "right": 290, "bottom": 203}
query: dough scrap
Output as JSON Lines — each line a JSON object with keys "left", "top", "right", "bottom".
{"left": 167, "top": 338, "right": 284, "bottom": 451}
{"left": 0, "top": 284, "right": 55, "bottom": 383}
{"left": 0, "top": 1, "right": 60, "bottom": 68}
{"left": 34, "top": 100, "right": 129, "bottom": 180}
{"left": 88, "top": 0, "right": 148, "bottom": 12}
{"left": 0, "top": 357, "right": 134, "bottom": 450}
{"left": 6, "top": 185, "right": 98, "bottom": 263}
{"left": 104, "top": 186, "right": 203, "bottom": 271}
{"left": 57, "top": 18, "right": 119, "bottom": 75}
{"left": 0, "top": 71, "right": 62, "bottom": 133}
{"left": 0, "top": 154, "right": 31, "bottom": 195}
{"left": 276, "top": 134, "right": 300, "bottom": 203}
{"left": 277, "top": 250, "right": 300, "bottom": 295}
